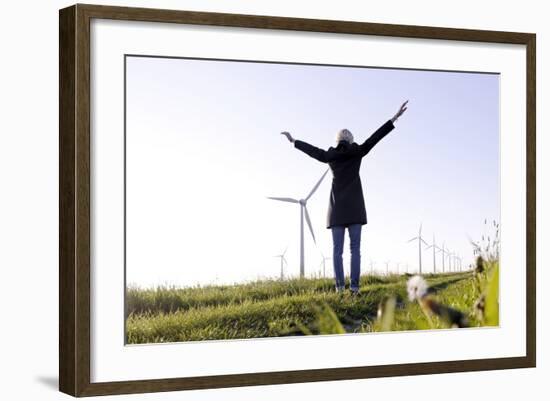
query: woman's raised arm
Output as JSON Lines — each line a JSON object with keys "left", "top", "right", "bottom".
{"left": 359, "top": 100, "right": 408, "bottom": 157}
{"left": 280, "top": 131, "right": 328, "bottom": 163}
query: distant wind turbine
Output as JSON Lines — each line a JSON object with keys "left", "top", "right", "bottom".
{"left": 425, "top": 233, "right": 440, "bottom": 273}
{"left": 384, "top": 260, "right": 390, "bottom": 275}
{"left": 446, "top": 248, "right": 454, "bottom": 272}
{"left": 453, "top": 253, "right": 458, "bottom": 271}
{"left": 369, "top": 259, "right": 375, "bottom": 275}
{"left": 454, "top": 254, "right": 461, "bottom": 271}
{"left": 320, "top": 252, "right": 331, "bottom": 278}
{"left": 408, "top": 224, "right": 428, "bottom": 274}
{"left": 274, "top": 246, "right": 288, "bottom": 280}
{"left": 267, "top": 169, "right": 329, "bottom": 278}
{"left": 436, "top": 242, "right": 447, "bottom": 272}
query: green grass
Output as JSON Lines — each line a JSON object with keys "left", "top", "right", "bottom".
{"left": 126, "top": 269, "right": 494, "bottom": 344}
{"left": 387, "top": 272, "right": 490, "bottom": 331}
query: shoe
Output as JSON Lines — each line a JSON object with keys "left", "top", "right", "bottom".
{"left": 335, "top": 286, "right": 345, "bottom": 294}
{"left": 349, "top": 288, "right": 361, "bottom": 296}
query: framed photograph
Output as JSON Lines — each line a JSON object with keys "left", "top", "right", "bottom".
{"left": 59, "top": 3, "right": 536, "bottom": 397}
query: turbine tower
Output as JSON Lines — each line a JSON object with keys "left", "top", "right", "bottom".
{"left": 408, "top": 224, "right": 428, "bottom": 274}
{"left": 319, "top": 252, "right": 331, "bottom": 278}
{"left": 441, "top": 246, "right": 447, "bottom": 272}
{"left": 446, "top": 248, "right": 454, "bottom": 272}
{"left": 274, "top": 246, "right": 288, "bottom": 280}
{"left": 436, "top": 242, "right": 449, "bottom": 272}
{"left": 425, "top": 233, "right": 440, "bottom": 273}
{"left": 267, "top": 169, "right": 329, "bottom": 278}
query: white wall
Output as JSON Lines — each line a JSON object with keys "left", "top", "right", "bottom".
{"left": 0, "top": 1, "right": 546, "bottom": 400}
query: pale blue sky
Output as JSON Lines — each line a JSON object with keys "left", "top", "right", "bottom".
{"left": 125, "top": 55, "right": 499, "bottom": 288}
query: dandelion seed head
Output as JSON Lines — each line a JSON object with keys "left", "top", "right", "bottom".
{"left": 407, "top": 275, "right": 428, "bottom": 301}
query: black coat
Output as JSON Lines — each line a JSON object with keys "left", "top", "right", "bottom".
{"left": 294, "top": 119, "right": 395, "bottom": 229}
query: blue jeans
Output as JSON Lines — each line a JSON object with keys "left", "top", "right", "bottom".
{"left": 331, "top": 224, "right": 362, "bottom": 291}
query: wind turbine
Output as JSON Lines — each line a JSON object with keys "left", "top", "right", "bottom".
{"left": 425, "top": 233, "right": 440, "bottom": 273}
{"left": 384, "top": 260, "right": 390, "bottom": 275}
{"left": 274, "top": 246, "right": 288, "bottom": 280}
{"left": 369, "top": 259, "right": 375, "bottom": 275}
{"left": 436, "top": 242, "right": 448, "bottom": 272}
{"left": 319, "top": 252, "right": 331, "bottom": 278}
{"left": 267, "top": 169, "right": 329, "bottom": 278}
{"left": 446, "top": 249, "right": 454, "bottom": 272}
{"left": 408, "top": 224, "right": 428, "bottom": 274}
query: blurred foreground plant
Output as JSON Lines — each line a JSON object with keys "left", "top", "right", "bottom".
{"left": 470, "top": 219, "right": 500, "bottom": 267}
{"left": 406, "top": 275, "right": 469, "bottom": 328}
{"left": 376, "top": 296, "right": 397, "bottom": 332}
{"left": 473, "top": 262, "right": 499, "bottom": 326}
{"left": 470, "top": 219, "right": 500, "bottom": 326}
{"left": 296, "top": 302, "right": 346, "bottom": 335}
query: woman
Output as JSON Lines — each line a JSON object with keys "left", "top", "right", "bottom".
{"left": 280, "top": 100, "right": 408, "bottom": 294}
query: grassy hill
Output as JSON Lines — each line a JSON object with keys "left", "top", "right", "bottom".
{"left": 125, "top": 265, "right": 498, "bottom": 344}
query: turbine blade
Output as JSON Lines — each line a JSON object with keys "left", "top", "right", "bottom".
{"left": 266, "top": 197, "right": 299, "bottom": 203}
{"left": 303, "top": 206, "right": 316, "bottom": 244}
{"left": 420, "top": 238, "right": 429, "bottom": 246}
{"left": 306, "top": 169, "right": 329, "bottom": 200}
{"left": 407, "top": 237, "right": 418, "bottom": 243}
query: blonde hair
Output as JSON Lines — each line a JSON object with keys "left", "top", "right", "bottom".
{"left": 336, "top": 128, "right": 354, "bottom": 144}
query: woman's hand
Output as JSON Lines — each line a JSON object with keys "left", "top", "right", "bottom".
{"left": 391, "top": 100, "right": 409, "bottom": 124}
{"left": 281, "top": 131, "right": 295, "bottom": 143}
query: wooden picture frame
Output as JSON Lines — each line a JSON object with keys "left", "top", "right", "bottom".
{"left": 59, "top": 3, "right": 536, "bottom": 397}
